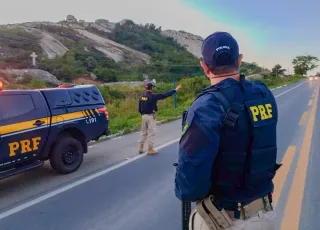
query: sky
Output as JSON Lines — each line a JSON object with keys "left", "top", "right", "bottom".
{"left": 0, "top": 0, "right": 319, "bottom": 75}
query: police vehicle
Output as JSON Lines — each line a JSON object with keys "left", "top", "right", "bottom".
{"left": 0, "top": 82, "right": 109, "bottom": 180}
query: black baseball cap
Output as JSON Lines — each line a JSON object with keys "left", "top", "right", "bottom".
{"left": 146, "top": 82, "right": 155, "bottom": 89}
{"left": 201, "top": 32, "right": 239, "bottom": 68}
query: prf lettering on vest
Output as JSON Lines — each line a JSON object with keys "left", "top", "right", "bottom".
{"left": 8, "top": 137, "right": 41, "bottom": 157}
{"left": 250, "top": 104, "right": 273, "bottom": 121}
{"left": 141, "top": 96, "right": 148, "bottom": 101}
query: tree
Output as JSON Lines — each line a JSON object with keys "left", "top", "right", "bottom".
{"left": 292, "top": 55, "right": 319, "bottom": 75}
{"left": 271, "top": 64, "right": 286, "bottom": 77}
{"left": 85, "top": 56, "right": 98, "bottom": 72}
{"left": 156, "top": 26, "right": 162, "bottom": 33}
{"left": 93, "top": 68, "right": 117, "bottom": 82}
{"left": 240, "top": 67, "right": 249, "bottom": 75}
{"left": 63, "top": 50, "right": 76, "bottom": 65}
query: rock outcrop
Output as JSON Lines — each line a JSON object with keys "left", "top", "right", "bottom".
{"left": 161, "top": 30, "right": 203, "bottom": 58}
{"left": 76, "top": 29, "right": 150, "bottom": 64}
{"left": 2, "top": 69, "right": 61, "bottom": 85}
{"left": 27, "top": 27, "right": 69, "bottom": 59}
{"left": 66, "top": 15, "right": 77, "bottom": 23}
{"left": 119, "top": 19, "right": 134, "bottom": 26}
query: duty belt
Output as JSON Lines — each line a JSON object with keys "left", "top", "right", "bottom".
{"left": 226, "top": 195, "right": 273, "bottom": 220}
{"left": 193, "top": 195, "right": 273, "bottom": 230}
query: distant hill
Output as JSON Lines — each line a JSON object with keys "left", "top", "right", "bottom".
{"left": 0, "top": 15, "right": 269, "bottom": 84}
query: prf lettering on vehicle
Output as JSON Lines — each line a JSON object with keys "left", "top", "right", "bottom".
{"left": 8, "top": 137, "right": 41, "bottom": 157}
{"left": 249, "top": 104, "right": 273, "bottom": 121}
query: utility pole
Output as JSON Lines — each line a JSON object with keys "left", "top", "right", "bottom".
{"left": 173, "top": 77, "right": 177, "bottom": 108}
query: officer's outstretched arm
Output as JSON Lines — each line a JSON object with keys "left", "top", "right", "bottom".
{"left": 153, "top": 90, "right": 176, "bottom": 100}
{"left": 174, "top": 95, "right": 223, "bottom": 202}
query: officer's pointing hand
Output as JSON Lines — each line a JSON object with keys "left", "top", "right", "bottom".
{"left": 175, "top": 84, "right": 182, "bottom": 91}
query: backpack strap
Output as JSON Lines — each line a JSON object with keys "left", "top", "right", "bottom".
{"left": 196, "top": 87, "right": 244, "bottom": 128}
{"left": 212, "top": 91, "right": 244, "bottom": 127}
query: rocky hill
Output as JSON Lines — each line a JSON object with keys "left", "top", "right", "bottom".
{"left": 0, "top": 15, "right": 268, "bottom": 85}
{"left": 161, "top": 30, "right": 203, "bottom": 58}
{"left": 0, "top": 18, "right": 150, "bottom": 64}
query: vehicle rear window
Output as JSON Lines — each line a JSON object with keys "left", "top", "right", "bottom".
{"left": 0, "top": 94, "right": 35, "bottom": 120}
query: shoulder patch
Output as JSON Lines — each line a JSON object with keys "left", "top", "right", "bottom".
{"left": 180, "top": 121, "right": 210, "bottom": 157}
{"left": 181, "top": 110, "right": 194, "bottom": 136}
{"left": 245, "top": 98, "right": 277, "bottom": 127}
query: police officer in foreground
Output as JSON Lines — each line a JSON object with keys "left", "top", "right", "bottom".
{"left": 174, "top": 32, "right": 280, "bottom": 230}
{"left": 138, "top": 82, "right": 182, "bottom": 155}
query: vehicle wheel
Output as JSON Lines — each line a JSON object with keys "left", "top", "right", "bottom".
{"left": 50, "top": 136, "right": 84, "bottom": 174}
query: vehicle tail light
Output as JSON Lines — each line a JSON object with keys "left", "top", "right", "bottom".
{"left": 0, "top": 81, "right": 3, "bottom": 91}
{"left": 97, "top": 107, "right": 109, "bottom": 120}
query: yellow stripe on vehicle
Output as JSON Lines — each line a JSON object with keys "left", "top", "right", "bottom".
{"left": 51, "top": 111, "right": 85, "bottom": 124}
{"left": 83, "top": 110, "right": 90, "bottom": 117}
{"left": 0, "top": 111, "right": 86, "bottom": 136}
{"left": 0, "top": 117, "right": 50, "bottom": 135}
{"left": 87, "top": 110, "right": 92, "bottom": 117}
{"left": 81, "top": 110, "right": 88, "bottom": 118}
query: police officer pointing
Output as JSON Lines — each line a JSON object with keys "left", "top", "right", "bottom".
{"left": 138, "top": 82, "right": 182, "bottom": 155}
{"left": 174, "top": 32, "right": 280, "bottom": 230}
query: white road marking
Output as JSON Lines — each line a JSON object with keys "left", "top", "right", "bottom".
{"left": 0, "top": 80, "right": 307, "bottom": 220}
{"left": 0, "top": 138, "right": 180, "bottom": 220}
{"left": 274, "top": 81, "right": 306, "bottom": 98}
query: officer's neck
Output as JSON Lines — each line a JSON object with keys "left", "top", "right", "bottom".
{"left": 209, "top": 72, "right": 240, "bottom": 85}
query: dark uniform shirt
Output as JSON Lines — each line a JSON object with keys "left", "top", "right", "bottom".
{"left": 174, "top": 77, "right": 278, "bottom": 210}
{"left": 138, "top": 90, "right": 176, "bottom": 115}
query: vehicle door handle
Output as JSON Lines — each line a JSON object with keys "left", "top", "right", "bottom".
{"left": 33, "top": 120, "right": 45, "bottom": 126}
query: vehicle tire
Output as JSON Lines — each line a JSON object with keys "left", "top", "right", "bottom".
{"left": 50, "top": 136, "right": 84, "bottom": 174}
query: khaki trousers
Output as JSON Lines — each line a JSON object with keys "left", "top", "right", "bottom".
{"left": 139, "top": 114, "right": 156, "bottom": 146}
{"left": 189, "top": 209, "right": 276, "bottom": 230}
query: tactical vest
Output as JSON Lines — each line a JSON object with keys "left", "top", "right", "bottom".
{"left": 139, "top": 92, "right": 153, "bottom": 114}
{"left": 185, "top": 76, "right": 280, "bottom": 202}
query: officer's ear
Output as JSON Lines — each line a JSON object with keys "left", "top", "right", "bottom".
{"left": 200, "top": 61, "right": 211, "bottom": 76}
{"left": 238, "top": 54, "right": 243, "bottom": 67}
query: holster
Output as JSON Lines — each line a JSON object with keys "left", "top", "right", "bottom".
{"left": 195, "top": 196, "right": 233, "bottom": 230}
{"left": 182, "top": 110, "right": 188, "bottom": 126}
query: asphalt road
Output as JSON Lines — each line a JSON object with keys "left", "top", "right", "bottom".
{"left": 0, "top": 79, "right": 318, "bottom": 230}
